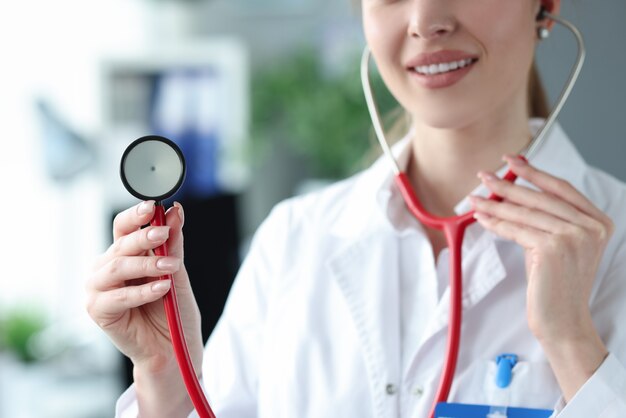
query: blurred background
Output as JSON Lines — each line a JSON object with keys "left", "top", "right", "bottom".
{"left": 0, "top": 0, "right": 623, "bottom": 416}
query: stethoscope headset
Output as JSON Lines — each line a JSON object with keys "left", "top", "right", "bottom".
{"left": 118, "top": 4, "right": 584, "bottom": 418}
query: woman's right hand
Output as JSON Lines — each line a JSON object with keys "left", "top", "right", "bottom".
{"left": 86, "top": 200, "right": 204, "bottom": 415}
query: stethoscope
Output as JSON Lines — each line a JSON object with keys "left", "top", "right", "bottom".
{"left": 120, "top": 136, "right": 216, "bottom": 418}
{"left": 361, "top": 9, "right": 585, "bottom": 418}
{"left": 117, "top": 9, "right": 584, "bottom": 418}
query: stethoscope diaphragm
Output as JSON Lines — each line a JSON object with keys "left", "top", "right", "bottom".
{"left": 120, "top": 135, "right": 186, "bottom": 201}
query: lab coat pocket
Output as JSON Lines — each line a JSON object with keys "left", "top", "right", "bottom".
{"left": 451, "top": 359, "right": 560, "bottom": 410}
{"left": 482, "top": 360, "right": 560, "bottom": 409}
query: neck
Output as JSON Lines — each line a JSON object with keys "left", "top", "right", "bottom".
{"left": 407, "top": 110, "right": 532, "bottom": 217}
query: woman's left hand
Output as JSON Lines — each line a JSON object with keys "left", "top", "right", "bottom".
{"left": 468, "top": 155, "right": 614, "bottom": 345}
{"left": 469, "top": 155, "right": 614, "bottom": 401}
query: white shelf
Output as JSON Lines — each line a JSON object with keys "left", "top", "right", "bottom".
{"left": 98, "top": 38, "right": 250, "bottom": 208}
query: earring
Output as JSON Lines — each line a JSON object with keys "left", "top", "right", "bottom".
{"left": 537, "top": 26, "right": 550, "bottom": 40}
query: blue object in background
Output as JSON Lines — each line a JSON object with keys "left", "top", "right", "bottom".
{"left": 172, "top": 126, "right": 220, "bottom": 198}
{"left": 149, "top": 68, "right": 224, "bottom": 199}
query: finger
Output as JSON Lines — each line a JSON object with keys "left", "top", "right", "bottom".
{"left": 473, "top": 193, "right": 612, "bottom": 246}
{"left": 172, "top": 201, "right": 185, "bottom": 227}
{"left": 113, "top": 201, "right": 156, "bottom": 241}
{"left": 503, "top": 155, "right": 611, "bottom": 227}
{"left": 164, "top": 202, "right": 185, "bottom": 258}
{"left": 478, "top": 171, "right": 596, "bottom": 230}
{"left": 88, "top": 280, "right": 172, "bottom": 325}
{"left": 104, "top": 226, "right": 171, "bottom": 261}
{"left": 473, "top": 212, "right": 548, "bottom": 250}
{"left": 470, "top": 195, "right": 569, "bottom": 234}
{"left": 90, "top": 255, "right": 181, "bottom": 291}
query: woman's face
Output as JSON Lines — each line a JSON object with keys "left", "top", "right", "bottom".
{"left": 362, "top": 0, "right": 548, "bottom": 130}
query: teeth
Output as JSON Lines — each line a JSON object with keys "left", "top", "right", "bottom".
{"left": 415, "top": 59, "right": 474, "bottom": 75}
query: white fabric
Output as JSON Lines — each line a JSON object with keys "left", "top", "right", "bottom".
{"left": 116, "top": 120, "right": 626, "bottom": 417}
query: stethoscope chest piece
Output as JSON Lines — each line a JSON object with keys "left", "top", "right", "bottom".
{"left": 118, "top": 135, "right": 215, "bottom": 418}
{"left": 120, "top": 135, "right": 186, "bottom": 201}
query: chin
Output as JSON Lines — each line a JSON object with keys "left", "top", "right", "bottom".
{"left": 408, "top": 103, "right": 485, "bottom": 131}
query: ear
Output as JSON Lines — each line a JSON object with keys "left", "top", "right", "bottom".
{"left": 540, "top": 0, "right": 561, "bottom": 31}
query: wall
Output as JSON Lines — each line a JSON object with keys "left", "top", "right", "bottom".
{"left": 537, "top": 0, "right": 626, "bottom": 182}
{"left": 191, "top": 0, "right": 363, "bottom": 236}
{"left": 184, "top": 0, "right": 626, "bottom": 236}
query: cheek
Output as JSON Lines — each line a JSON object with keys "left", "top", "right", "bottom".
{"left": 362, "top": 13, "right": 382, "bottom": 43}
{"left": 362, "top": 6, "right": 408, "bottom": 98}
{"left": 362, "top": 6, "right": 403, "bottom": 55}
{"left": 465, "top": 3, "right": 537, "bottom": 102}
{"left": 480, "top": 3, "right": 537, "bottom": 68}
{"left": 488, "top": 24, "right": 536, "bottom": 93}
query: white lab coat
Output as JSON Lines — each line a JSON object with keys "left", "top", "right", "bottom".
{"left": 117, "top": 120, "right": 626, "bottom": 417}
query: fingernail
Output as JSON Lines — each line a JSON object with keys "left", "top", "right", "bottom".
{"left": 156, "top": 257, "right": 180, "bottom": 271}
{"left": 478, "top": 171, "right": 498, "bottom": 182}
{"left": 504, "top": 155, "right": 526, "bottom": 166}
{"left": 138, "top": 201, "right": 155, "bottom": 215}
{"left": 147, "top": 227, "right": 170, "bottom": 242}
{"left": 174, "top": 202, "right": 184, "bottom": 225}
{"left": 151, "top": 279, "right": 171, "bottom": 293}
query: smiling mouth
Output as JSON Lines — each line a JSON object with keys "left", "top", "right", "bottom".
{"left": 412, "top": 58, "right": 479, "bottom": 76}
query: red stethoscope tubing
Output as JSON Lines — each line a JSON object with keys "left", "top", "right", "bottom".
{"left": 146, "top": 157, "right": 521, "bottom": 418}
{"left": 151, "top": 203, "right": 216, "bottom": 418}
{"left": 394, "top": 159, "right": 524, "bottom": 418}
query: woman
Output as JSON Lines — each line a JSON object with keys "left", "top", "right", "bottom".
{"left": 87, "top": 0, "right": 626, "bottom": 416}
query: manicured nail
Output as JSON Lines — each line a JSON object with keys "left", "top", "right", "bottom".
{"left": 156, "top": 257, "right": 180, "bottom": 271}
{"left": 174, "top": 202, "right": 184, "bottom": 225}
{"left": 147, "top": 226, "right": 170, "bottom": 242}
{"left": 478, "top": 171, "right": 498, "bottom": 182}
{"left": 138, "top": 201, "right": 155, "bottom": 215}
{"left": 151, "top": 280, "right": 171, "bottom": 293}
{"left": 504, "top": 155, "right": 526, "bottom": 166}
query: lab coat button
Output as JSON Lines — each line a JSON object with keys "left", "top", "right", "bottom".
{"left": 385, "top": 383, "right": 397, "bottom": 395}
{"left": 412, "top": 386, "right": 424, "bottom": 397}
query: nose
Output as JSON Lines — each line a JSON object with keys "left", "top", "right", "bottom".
{"left": 407, "top": 0, "right": 457, "bottom": 40}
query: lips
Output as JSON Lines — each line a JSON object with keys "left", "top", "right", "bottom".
{"left": 406, "top": 50, "right": 479, "bottom": 89}
{"left": 405, "top": 50, "right": 479, "bottom": 69}
{"left": 414, "top": 58, "right": 476, "bottom": 76}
